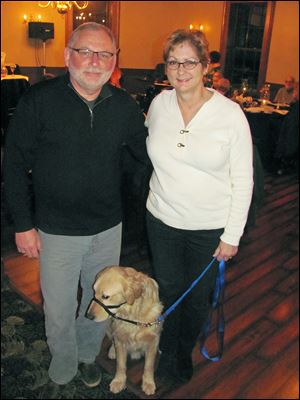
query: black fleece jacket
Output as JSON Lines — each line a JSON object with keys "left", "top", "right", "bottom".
{"left": 3, "top": 73, "right": 150, "bottom": 235}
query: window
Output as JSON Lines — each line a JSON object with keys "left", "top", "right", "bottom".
{"left": 221, "top": 1, "right": 275, "bottom": 89}
{"left": 72, "top": 1, "right": 109, "bottom": 29}
{"left": 65, "top": 1, "right": 120, "bottom": 46}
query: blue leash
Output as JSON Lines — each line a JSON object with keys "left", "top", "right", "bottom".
{"left": 157, "top": 257, "right": 226, "bottom": 362}
{"left": 199, "top": 258, "right": 225, "bottom": 362}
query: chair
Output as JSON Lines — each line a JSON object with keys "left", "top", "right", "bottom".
{"left": 274, "top": 100, "right": 299, "bottom": 174}
{"left": 1, "top": 77, "right": 30, "bottom": 145}
{"left": 153, "top": 63, "right": 167, "bottom": 82}
{"left": 5, "top": 63, "right": 21, "bottom": 75}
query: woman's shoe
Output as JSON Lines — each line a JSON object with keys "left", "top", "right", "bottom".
{"left": 177, "top": 354, "right": 194, "bottom": 383}
{"left": 155, "top": 352, "right": 178, "bottom": 382}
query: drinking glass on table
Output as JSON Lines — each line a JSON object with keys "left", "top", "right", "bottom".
{"left": 260, "top": 83, "right": 270, "bottom": 102}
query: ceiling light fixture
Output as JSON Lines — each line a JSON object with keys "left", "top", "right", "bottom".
{"left": 38, "top": 1, "right": 89, "bottom": 15}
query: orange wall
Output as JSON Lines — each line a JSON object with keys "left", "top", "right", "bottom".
{"left": 1, "top": 1, "right": 299, "bottom": 84}
{"left": 1, "top": 1, "right": 65, "bottom": 67}
{"left": 119, "top": 1, "right": 224, "bottom": 69}
{"left": 267, "top": 1, "right": 299, "bottom": 84}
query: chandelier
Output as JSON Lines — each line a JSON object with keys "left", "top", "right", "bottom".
{"left": 38, "top": 2, "right": 89, "bottom": 15}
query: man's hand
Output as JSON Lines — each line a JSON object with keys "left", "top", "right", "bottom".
{"left": 16, "top": 229, "right": 41, "bottom": 258}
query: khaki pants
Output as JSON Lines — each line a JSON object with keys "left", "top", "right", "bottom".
{"left": 39, "top": 223, "right": 122, "bottom": 384}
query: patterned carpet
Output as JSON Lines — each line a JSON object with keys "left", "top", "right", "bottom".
{"left": 1, "top": 273, "right": 138, "bottom": 399}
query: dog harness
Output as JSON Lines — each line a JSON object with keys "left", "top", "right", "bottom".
{"left": 91, "top": 297, "right": 161, "bottom": 327}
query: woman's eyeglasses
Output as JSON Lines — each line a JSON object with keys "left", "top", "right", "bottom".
{"left": 166, "top": 60, "right": 201, "bottom": 70}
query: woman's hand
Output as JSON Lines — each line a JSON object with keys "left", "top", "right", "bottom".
{"left": 213, "top": 240, "right": 238, "bottom": 262}
{"left": 16, "top": 229, "right": 41, "bottom": 259}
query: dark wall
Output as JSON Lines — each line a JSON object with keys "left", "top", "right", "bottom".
{"left": 15, "top": 66, "right": 284, "bottom": 102}
{"left": 20, "top": 66, "right": 67, "bottom": 85}
{"left": 20, "top": 66, "right": 154, "bottom": 94}
{"left": 118, "top": 68, "right": 155, "bottom": 94}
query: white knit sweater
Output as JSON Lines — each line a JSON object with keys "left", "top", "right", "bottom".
{"left": 145, "top": 88, "right": 253, "bottom": 246}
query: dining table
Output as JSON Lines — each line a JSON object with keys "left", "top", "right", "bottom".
{"left": 243, "top": 101, "right": 289, "bottom": 171}
{"left": 1, "top": 74, "right": 29, "bottom": 81}
{"left": 1, "top": 74, "right": 30, "bottom": 143}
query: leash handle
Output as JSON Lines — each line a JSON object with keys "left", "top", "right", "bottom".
{"left": 199, "top": 259, "right": 225, "bottom": 362}
{"left": 156, "top": 257, "right": 226, "bottom": 362}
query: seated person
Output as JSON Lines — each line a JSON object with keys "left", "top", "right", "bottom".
{"left": 274, "top": 76, "right": 295, "bottom": 104}
{"left": 109, "top": 65, "right": 122, "bottom": 88}
{"left": 204, "top": 51, "right": 222, "bottom": 87}
{"left": 216, "top": 78, "right": 231, "bottom": 97}
{"left": 212, "top": 71, "right": 223, "bottom": 90}
{"left": 208, "top": 50, "right": 222, "bottom": 74}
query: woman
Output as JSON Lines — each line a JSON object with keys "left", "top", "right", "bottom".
{"left": 145, "top": 30, "right": 253, "bottom": 383}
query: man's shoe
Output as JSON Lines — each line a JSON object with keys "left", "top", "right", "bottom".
{"left": 78, "top": 362, "right": 102, "bottom": 388}
{"left": 39, "top": 380, "right": 64, "bottom": 399}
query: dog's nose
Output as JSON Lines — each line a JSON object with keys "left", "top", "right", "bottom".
{"left": 85, "top": 311, "right": 95, "bottom": 320}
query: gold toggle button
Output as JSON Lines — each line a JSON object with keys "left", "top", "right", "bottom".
{"left": 180, "top": 129, "right": 189, "bottom": 134}
{"left": 177, "top": 143, "right": 185, "bottom": 147}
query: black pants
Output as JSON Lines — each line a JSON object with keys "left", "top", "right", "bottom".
{"left": 146, "top": 211, "right": 223, "bottom": 358}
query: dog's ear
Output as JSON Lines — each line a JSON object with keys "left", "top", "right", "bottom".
{"left": 124, "top": 279, "right": 143, "bottom": 305}
{"left": 143, "top": 277, "right": 160, "bottom": 303}
{"left": 123, "top": 268, "right": 143, "bottom": 305}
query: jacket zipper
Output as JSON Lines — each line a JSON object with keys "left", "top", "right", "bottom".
{"left": 89, "top": 96, "right": 112, "bottom": 130}
{"left": 89, "top": 107, "right": 94, "bottom": 129}
{"left": 68, "top": 83, "right": 112, "bottom": 131}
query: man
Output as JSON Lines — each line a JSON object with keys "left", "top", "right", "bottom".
{"left": 2, "top": 23, "right": 149, "bottom": 398}
{"left": 216, "top": 78, "right": 231, "bottom": 97}
{"left": 274, "top": 75, "right": 295, "bottom": 104}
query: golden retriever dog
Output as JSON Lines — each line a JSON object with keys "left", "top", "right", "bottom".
{"left": 86, "top": 266, "right": 163, "bottom": 395}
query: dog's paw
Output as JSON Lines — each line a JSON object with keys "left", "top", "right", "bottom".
{"left": 108, "top": 344, "right": 116, "bottom": 360}
{"left": 110, "top": 378, "right": 126, "bottom": 393}
{"left": 142, "top": 379, "right": 156, "bottom": 395}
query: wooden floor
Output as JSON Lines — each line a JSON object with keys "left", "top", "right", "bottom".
{"left": 2, "top": 172, "right": 299, "bottom": 399}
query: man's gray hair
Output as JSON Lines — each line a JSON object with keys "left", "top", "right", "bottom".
{"left": 67, "top": 22, "right": 116, "bottom": 48}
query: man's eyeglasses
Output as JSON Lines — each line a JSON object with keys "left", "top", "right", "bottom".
{"left": 69, "top": 48, "right": 118, "bottom": 61}
{"left": 166, "top": 60, "right": 201, "bottom": 70}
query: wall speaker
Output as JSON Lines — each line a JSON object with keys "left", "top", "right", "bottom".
{"left": 28, "top": 22, "right": 54, "bottom": 41}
